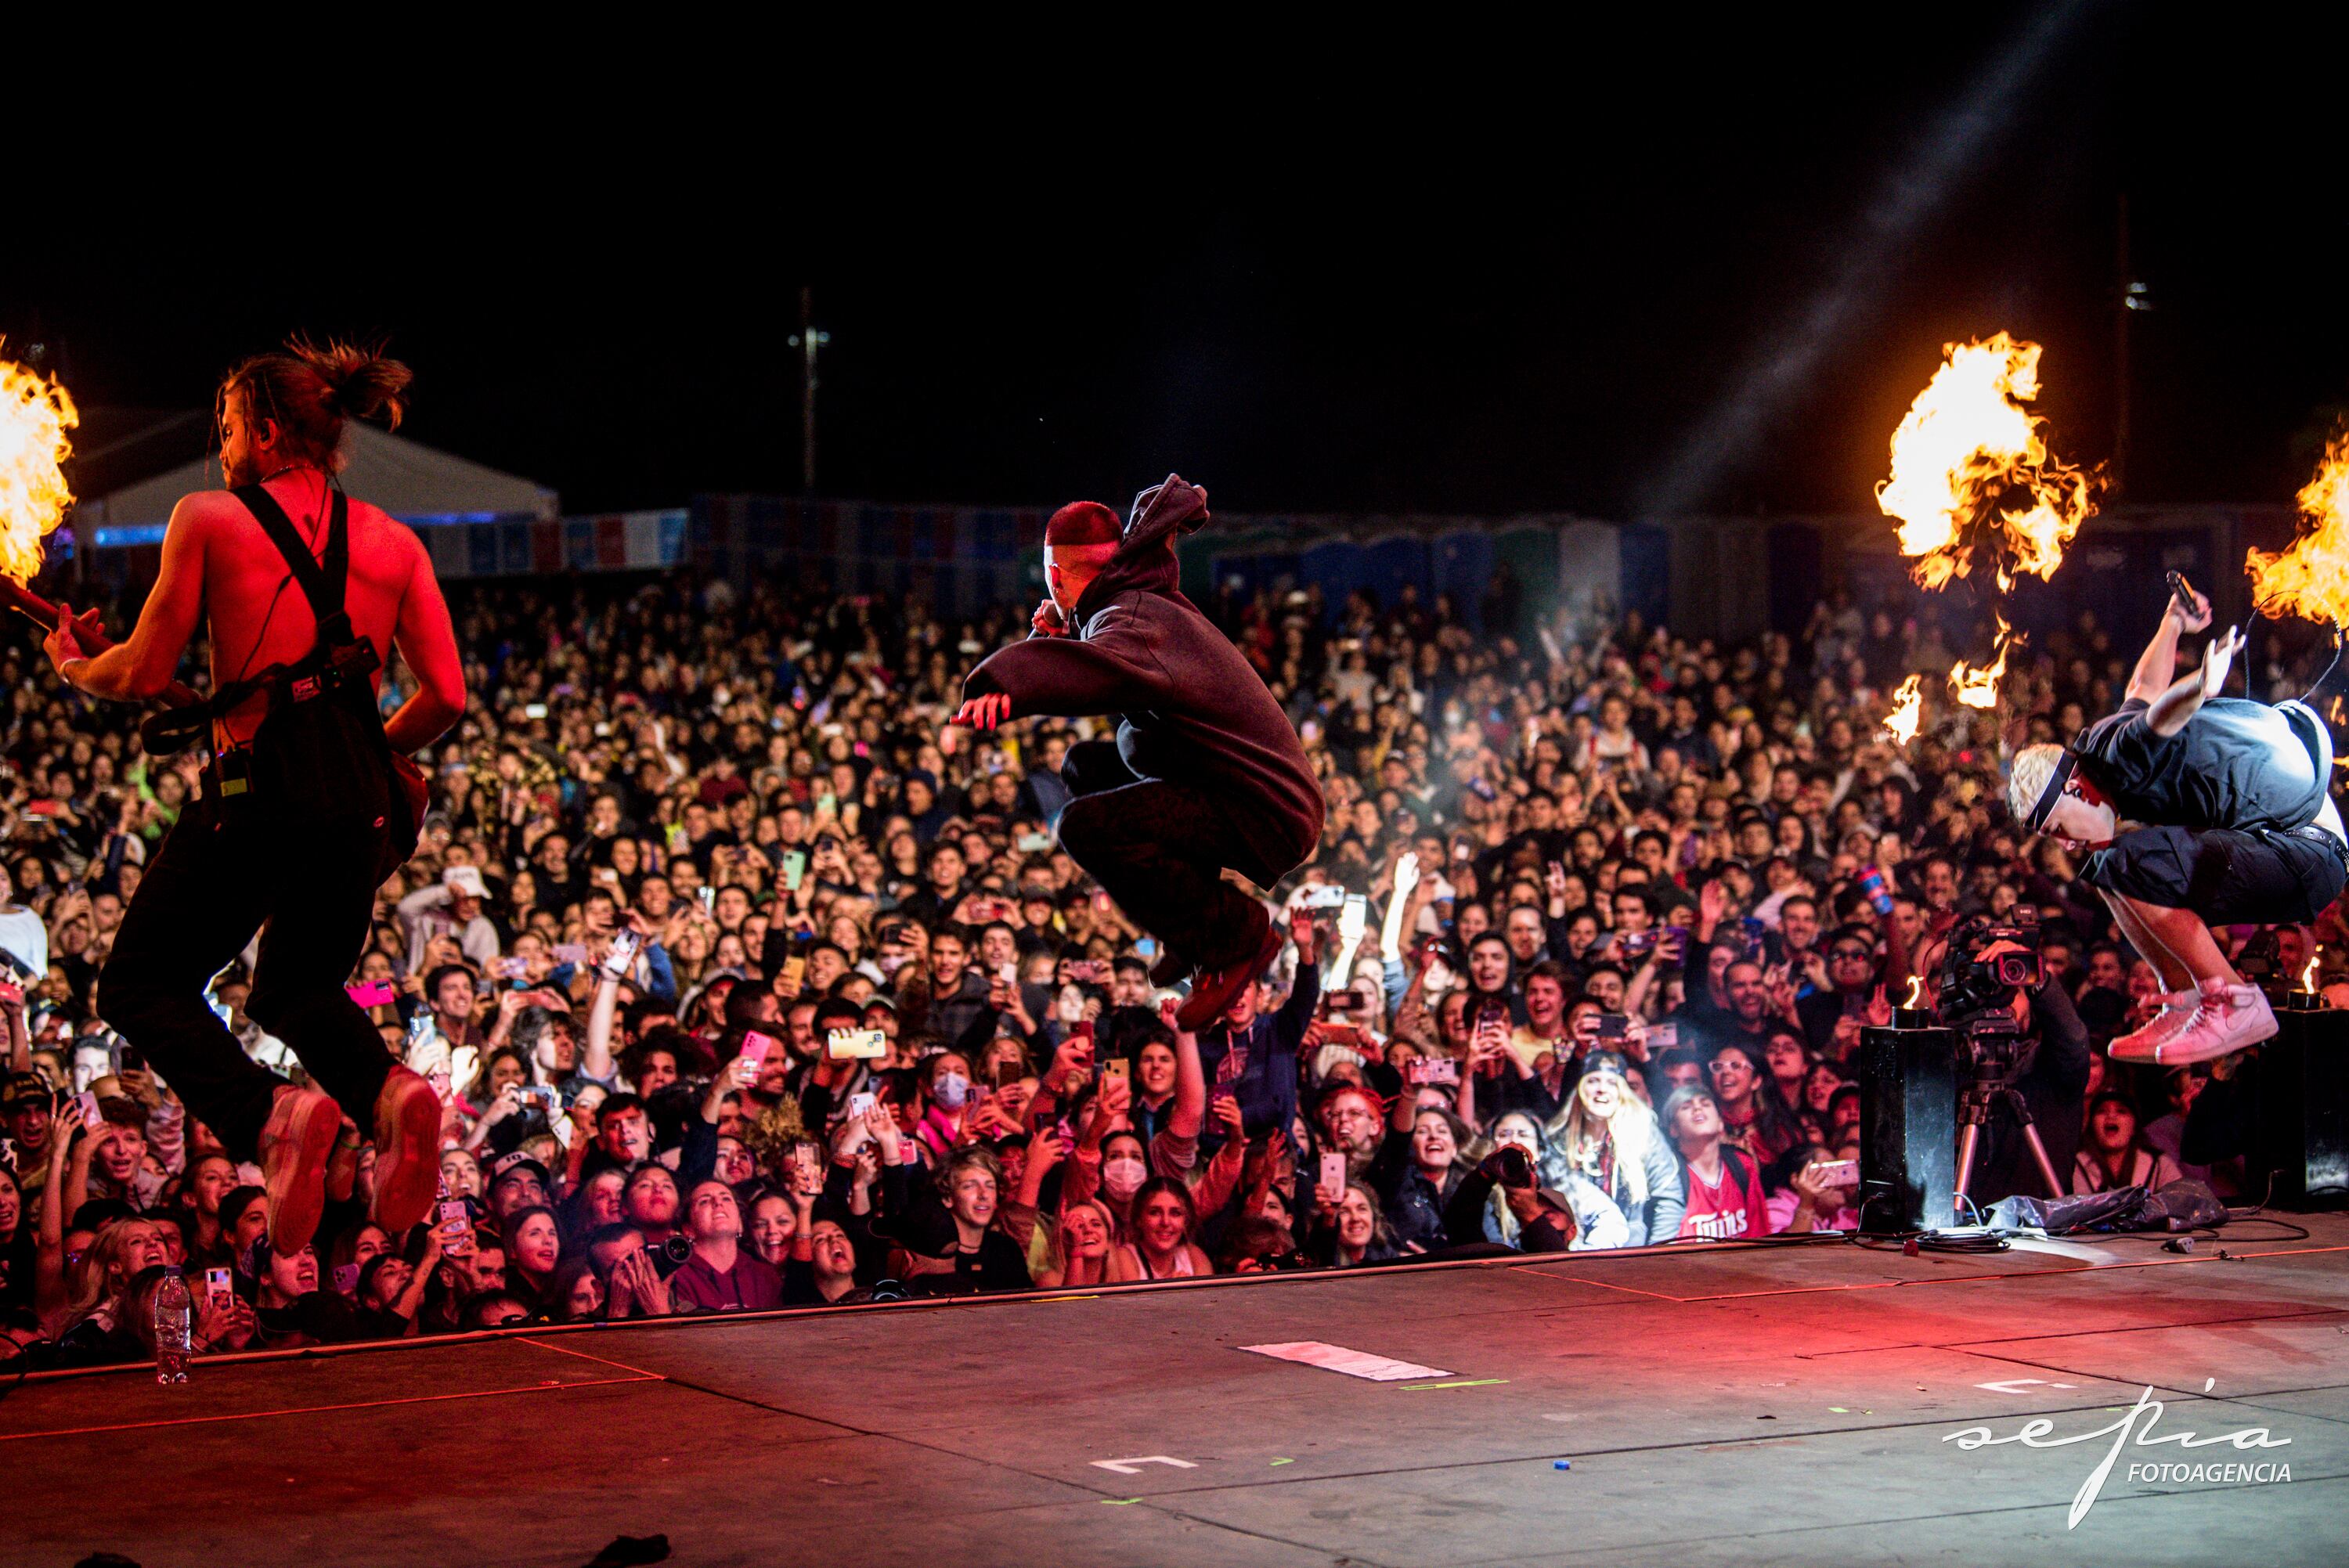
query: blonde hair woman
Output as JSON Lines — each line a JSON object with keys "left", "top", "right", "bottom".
{"left": 1546, "top": 1050, "right": 1683, "bottom": 1245}
{"left": 1036, "top": 1198, "right": 1118, "bottom": 1289}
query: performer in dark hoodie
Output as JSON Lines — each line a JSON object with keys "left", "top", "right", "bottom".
{"left": 952, "top": 476, "right": 1323, "bottom": 1029}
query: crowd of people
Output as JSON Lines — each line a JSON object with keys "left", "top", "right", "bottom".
{"left": 0, "top": 567, "right": 2333, "bottom": 1366}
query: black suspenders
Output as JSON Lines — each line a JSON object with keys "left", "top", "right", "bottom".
{"left": 232, "top": 481, "right": 352, "bottom": 642}
{"left": 137, "top": 483, "right": 370, "bottom": 765}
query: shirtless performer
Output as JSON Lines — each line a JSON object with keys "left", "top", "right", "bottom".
{"left": 45, "top": 341, "right": 466, "bottom": 1251}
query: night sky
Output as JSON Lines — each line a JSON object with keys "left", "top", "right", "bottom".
{"left": 8, "top": 8, "right": 2344, "bottom": 521}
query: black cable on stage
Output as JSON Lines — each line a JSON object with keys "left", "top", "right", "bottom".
{"left": 1852, "top": 1168, "right": 2320, "bottom": 1256}
{"left": 1847, "top": 1229, "right": 2014, "bottom": 1255}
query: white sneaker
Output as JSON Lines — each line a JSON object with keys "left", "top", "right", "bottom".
{"left": 2142, "top": 983, "right": 2279, "bottom": 1066}
{"left": 2109, "top": 993, "right": 2199, "bottom": 1062}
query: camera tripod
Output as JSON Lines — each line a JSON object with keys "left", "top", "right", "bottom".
{"left": 1953, "top": 1072, "right": 2066, "bottom": 1216}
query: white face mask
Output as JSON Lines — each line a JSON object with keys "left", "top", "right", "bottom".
{"left": 1102, "top": 1157, "right": 1148, "bottom": 1202}
{"left": 132, "top": 1162, "right": 169, "bottom": 1209}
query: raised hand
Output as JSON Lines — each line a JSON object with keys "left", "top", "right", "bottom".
{"left": 1047, "top": 1033, "right": 1095, "bottom": 1090}
{"left": 862, "top": 1100, "right": 903, "bottom": 1161}
{"left": 1209, "top": 1093, "right": 1246, "bottom": 1142}
{"left": 1337, "top": 895, "right": 1367, "bottom": 948}
{"left": 2169, "top": 577, "right": 2213, "bottom": 633}
{"left": 2200, "top": 625, "right": 2245, "bottom": 700}
{"left": 1029, "top": 1123, "right": 1072, "bottom": 1173}
{"left": 1092, "top": 1071, "right": 1133, "bottom": 1128}
{"left": 1393, "top": 851, "right": 1420, "bottom": 903}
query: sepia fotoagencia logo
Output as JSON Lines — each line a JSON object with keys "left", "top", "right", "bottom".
{"left": 1943, "top": 1380, "right": 2292, "bottom": 1527}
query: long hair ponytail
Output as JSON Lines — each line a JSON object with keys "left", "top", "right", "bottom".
{"left": 218, "top": 336, "right": 412, "bottom": 473}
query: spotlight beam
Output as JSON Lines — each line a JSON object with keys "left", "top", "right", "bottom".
{"left": 1640, "top": 1, "right": 2093, "bottom": 518}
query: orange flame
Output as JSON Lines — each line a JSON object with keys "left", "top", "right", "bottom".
{"left": 2304, "top": 953, "right": 2320, "bottom": 992}
{"left": 1879, "top": 674, "right": 1924, "bottom": 744}
{"left": 0, "top": 346, "right": 75, "bottom": 584}
{"left": 1903, "top": 975, "right": 1923, "bottom": 1008}
{"left": 1878, "top": 333, "right": 2098, "bottom": 593}
{"left": 1949, "top": 611, "right": 2023, "bottom": 709}
{"left": 2247, "top": 430, "right": 2349, "bottom": 630}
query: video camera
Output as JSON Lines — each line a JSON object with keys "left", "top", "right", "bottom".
{"left": 2234, "top": 928, "right": 2283, "bottom": 987}
{"left": 1931, "top": 911, "right": 2044, "bottom": 1045}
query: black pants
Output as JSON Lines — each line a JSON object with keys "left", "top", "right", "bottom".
{"left": 2083, "top": 821, "right": 2348, "bottom": 925}
{"left": 1054, "top": 740, "right": 1268, "bottom": 968}
{"left": 99, "top": 792, "right": 392, "bottom": 1162}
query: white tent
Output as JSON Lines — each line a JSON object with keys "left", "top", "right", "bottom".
{"left": 74, "top": 423, "right": 557, "bottom": 543}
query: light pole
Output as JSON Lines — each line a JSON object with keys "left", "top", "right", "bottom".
{"left": 788, "top": 286, "right": 831, "bottom": 495}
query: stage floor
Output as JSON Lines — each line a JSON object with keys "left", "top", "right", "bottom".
{"left": 7, "top": 1214, "right": 2348, "bottom": 1567}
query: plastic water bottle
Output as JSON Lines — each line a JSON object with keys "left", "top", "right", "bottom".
{"left": 153, "top": 1266, "right": 193, "bottom": 1384}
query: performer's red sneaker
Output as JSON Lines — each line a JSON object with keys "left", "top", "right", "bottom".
{"left": 371, "top": 1065, "right": 443, "bottom": 1234}
{"left": 1177, "top": 919, "right": 1282, "bottom": 1033}
{"left": 257, "top": 1083, "right": 339, "bottom": 1256}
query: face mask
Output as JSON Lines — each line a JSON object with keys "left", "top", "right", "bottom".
{"left": 932, "top": 1072, "right": 970, "bottom": 1110}
{"left": 132, "top": 1163, "right": 169, "bottom": 1209}
{"left": 1102, "top": 1157, "right": 1148, "bottom": 1202}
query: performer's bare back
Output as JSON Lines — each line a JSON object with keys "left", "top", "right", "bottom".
{"left": 139, "top": 472, "right": 462, "bottom": 749}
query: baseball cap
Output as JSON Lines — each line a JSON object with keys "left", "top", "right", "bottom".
{"left": 1, "top": 1072, "right": 48, "bottom": 1110}
{"left": 443, "top": 865, "right": 489, "bottom": 899}
{"left": 490, "top": 1153, "right": 551, "bottom": 1188}
{"left": 1578, "top": 1048, "right": 1633, "bottom": 1083}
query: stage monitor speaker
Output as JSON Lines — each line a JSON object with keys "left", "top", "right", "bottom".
{"left": 2253, "top": 1004, "right": 2349, "bottom": 1210}
{"left": 1857, "top": 1024, "right": 1956, "bottom": 1235}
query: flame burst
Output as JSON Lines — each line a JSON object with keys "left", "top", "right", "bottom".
{"left": 1878, "top": 333, "right": 2098, "bottom": 593}
{"left": 1879, "top": 674, "right": 1924, "bottom": 744}
{"left": 1903, "top": 975, "right": 1924, "bottom": 1009}
{"left": 2247, "top": 431, "right": 2349, "bottom": 630}
{"left": 1950, "top": 611, "right": 2024, "bottom": 709}
{"left": 2303, "top": 953, "right": 2320, "bottom": 992}
{"left": 0, "top": 347, "right": 76, "bottom": 584}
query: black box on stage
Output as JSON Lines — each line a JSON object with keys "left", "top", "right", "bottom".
{"left": 2253, "top": 1005, "right": 2349, "bottom": 1209}
{"left": 1856, "top": 1025, "right": 1956, "bottom": 1235}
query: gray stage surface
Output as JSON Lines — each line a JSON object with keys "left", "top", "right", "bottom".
{"left": 5, "top": 1215, "right": 2347, "bottom": 1567}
